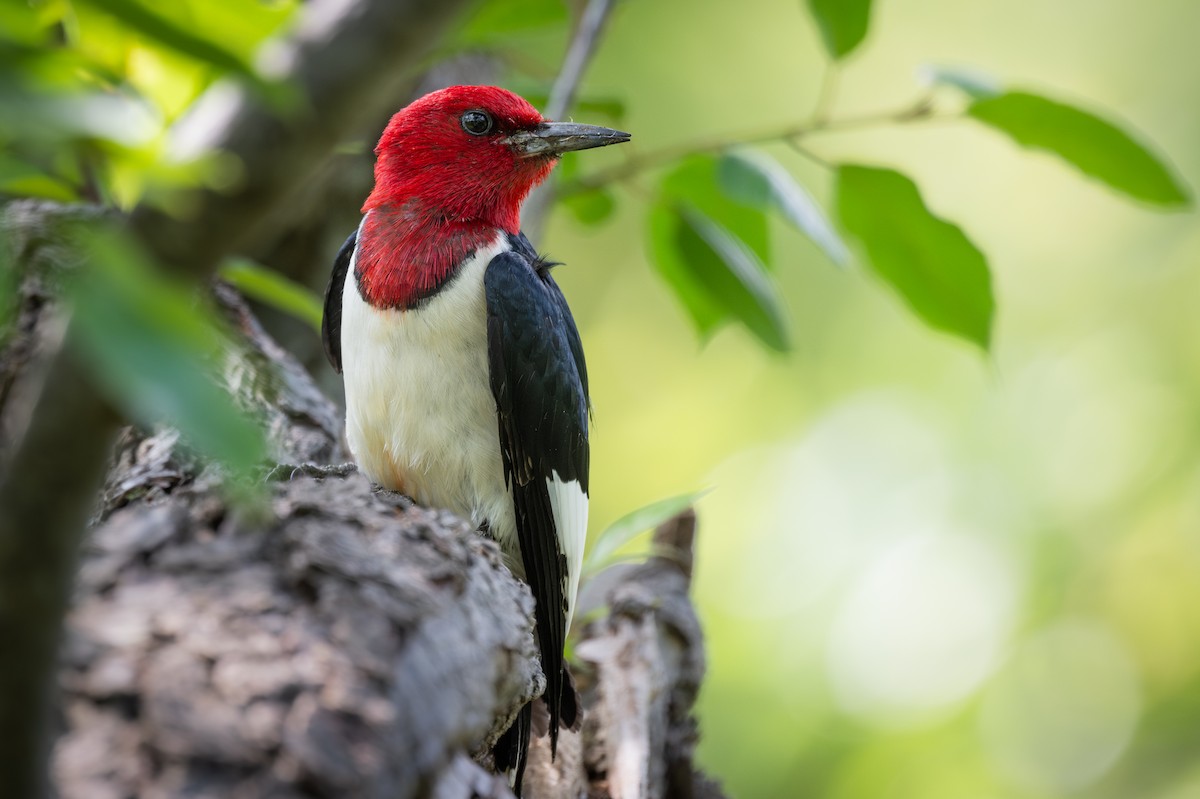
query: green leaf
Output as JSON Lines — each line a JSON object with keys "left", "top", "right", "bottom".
{"left": 583, "top": 489, "right": 710, "bottom": 577}
{"left": 835, "top": 165, "right": 994, "bottom": 349}
{"left": 648, "top": 203, "right": 726, "bottom": 339}
{"left": 562, "top": 188, "right": 616, "bottom": 226}
{"left": 0, "top": 155, "right": 78, "bottom": 202}
{"left": 219, "top": 258, "right": 324, "bottom": 333}
{"left": 649, "top": 156, "right": 784, "bottom": 347}
{"left": 0, "top": 0, "right": 51, "bottom": 44}
{"left": 73, "top": 0, "right": 256, "bottom": 78}
{"left": 807, "top": 0, "right": 873, "bottom": 59}
{"left": 516, "top": 88, "right": 626, "bottom": 123}
{"left": 70, "top": 228, "right": 267, "bottom": 477}
{"left": 680, "top": 207, "right": 789, "bottom": 351}
{"left": 556, "top": 155, "right": 617, "bottom": 226}
{"left": 719, "top": 150, "right": 849, "bottom": 266}
{"left": 457, "top": 0, "right": 568, "bottom": 43}
{"left": 968, "top": 91, "right": 1191, "bottom": 207}
{"left": 571, "top": 96, "right": 626, "bottom": 122}
{"left": 650, "top": 202, "right": 790, "bottom": 351}
{"left": 659, "top": 155, "right": 769, "bottom": 263}
{"left": 921, "top": 64, "right": 1002, "bottom": 99}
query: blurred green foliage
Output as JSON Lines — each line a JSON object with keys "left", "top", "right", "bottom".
{"left": 219, "top": 257, "right": 324, "bottom": 333}
{"left": 0, "top": 0, "right": 293, "bottom": 485}
{"left": 3, "top": 0, "right": 1199, "bottom": 797}
{"left": 70, "top": 228, "right": 267, "bottom": 476}
{"left": 718, "top": 150, "right": 850, "bottom": 267}
{"left": 583, "top": 487, "right": 711, "bottom": 578}
{"left": 807, "top": 0, "right": 874, "bottom": 60}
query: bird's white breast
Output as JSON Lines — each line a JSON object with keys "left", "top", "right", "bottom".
{"left": 339, "top": 231, "right": 518, "bottom": 548}
{"left": 338, "top": 227, "right": 589, "bottom": 627}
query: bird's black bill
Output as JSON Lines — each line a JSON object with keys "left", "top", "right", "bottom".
{"left": 506, "top": 122, "right": 631, "bottom": 158}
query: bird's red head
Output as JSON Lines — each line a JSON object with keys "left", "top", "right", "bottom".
{"left": 366, "top": 86, "right": 549, "bottom": 233}
{"left": 356, "top": 86, "right": 629, "bottom": 309}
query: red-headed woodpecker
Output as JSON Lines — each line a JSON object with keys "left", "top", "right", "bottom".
{"left": 320, "top": 85, "right": 629, "bottom": 791}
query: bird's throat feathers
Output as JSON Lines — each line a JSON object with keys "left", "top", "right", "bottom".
{"left": 356, "top": 162, "right": 555, "bottom": 310}
{"left": 354, "top": 203, "right": 501, "bottom": 310}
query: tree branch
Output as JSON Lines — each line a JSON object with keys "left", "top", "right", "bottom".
{"left": 560, "top": 93, "right": 945, "bottom": 195}
{"left": 59, "top": 466, "right": 542, "bottom": 798}
{"left": 574, "top": 511, "right": 710, "bottom": 799}
{"left": 544, "top": 0, "right": 618, "bottom": 123}
{"left": 521, "top": 0, "right": 620, "bottom": 242}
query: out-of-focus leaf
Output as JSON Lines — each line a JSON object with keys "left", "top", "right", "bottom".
{"left": 0, "top": 155, "right": 78, "bottom": 202}
{"left": 648, "top": 155, "right": 781, "bottom": 344}
{"left": 583, "top": 489, "right": 711, "bottom": 577}
{"left": 0, "top": 44, "right": 159, "bottom": 146}
{"left": 649, "top": 200, "right": 790, "bottom": 351}
{"left": 659, "top": 155, "right": 769, "bottom": 263}
{"left": 562, "top": 188, "right": 615, "bottom": 226}
{"left": 457, "top": 0, "right": 568, "bottom": 43}
{"left": 835, "top": 164, "right": 993, "bottom": 349}
{"left": 968, "top": 91, "right": 1191, "bottom": 207}
{"left": 572, "top": 95, "right": 626, "bottom": 122}
{"left": 558, "top": 151, "right": 580, "bottom": 184}
{"left": 0, "top": 0, "right": 50, "bottom": 44}
{"left": 679, "top": 207, "right": 789, "bottom": 351}
{"left": 73, "top": 0, "right": 256, "bottom": 78}
{"left": 920, "top": 64, "right": 1002, "bottom": 99}
{"left": 807, "top": 0, "right": 873, "bottom": 59}
{"left": 718, "top": 153, "right": 772, "bottom": 207}
{"left": 219, "top": 258, "right": 324, "bottom": 333}
{"left": 648, "top": 203, "right": 725, "bottom": 339}
{"left": 719, "top": 150, "right": 849, "bottom": 266}
{"left": 520, "top": 89, "right": 626, "bottom": 122}
{"left": 556, "top": 154, "right": 617, "bottom": 226}
{"left": 164, "top": 0, "right": 296, "bottom": 62}
{"left": 70, "top": 228, "right": 266, "bottom": 477}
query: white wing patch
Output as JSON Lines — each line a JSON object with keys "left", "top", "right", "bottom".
{"left": 546, "top": 472, "right": 588, "bottom": 633}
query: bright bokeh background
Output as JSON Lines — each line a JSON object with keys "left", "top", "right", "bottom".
{"left": 540, "top": 0, "right": 1200, "bottom": 796}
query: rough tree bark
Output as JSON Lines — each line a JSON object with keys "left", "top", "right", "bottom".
{"left": 1, "top": 201, "right": 726, "bottom": 798}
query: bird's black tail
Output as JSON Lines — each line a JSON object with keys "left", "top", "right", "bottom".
{"left": 493, "top": 702, "right": 532, "bottom": 796}
{"left": 493, "top": 660, "right": 581, "bottom": 795}
{"left": 532, "top": 658, "right": 581, "bottom": 746}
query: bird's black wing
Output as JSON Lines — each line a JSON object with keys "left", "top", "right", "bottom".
{"left": 321, "top": 230, "right": 357, "bottom": 373}
{"left": 485, "top": 238, "right": 589, "bottom": 756}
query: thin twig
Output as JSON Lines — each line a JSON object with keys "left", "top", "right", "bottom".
{"left": 786, "top": 139, "right": 834, "bottom": 170}
{"left": 560, "top": 95, "right": 947, "bottom": 196}
{"left": 810, "top": 62, "right": 838, "bottom": 126}
{"left": 523, "top": 0, "right": 620, "bottom": 241}
{"left": 545, "top": 0, "right": 616, "bottom": 122}
{"left": 814, "top": 91, "right": 937, "bottom": 131}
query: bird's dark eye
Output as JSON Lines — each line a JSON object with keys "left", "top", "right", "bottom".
{"left": 460, "top": 110, "right": 493, "bottom": 136}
